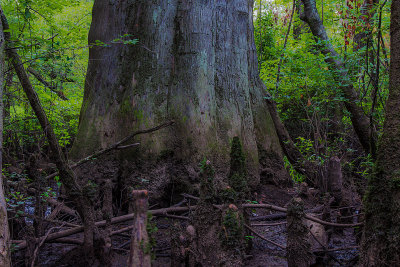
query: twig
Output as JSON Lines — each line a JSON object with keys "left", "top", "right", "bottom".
{"left": 250, "top": 213, "right": 286, "bottom": 221}
{"left": 244, "top": 224, "right": 286, "bottom": 250}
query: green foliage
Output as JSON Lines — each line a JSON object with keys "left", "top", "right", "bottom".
{"left": 283, "top": 156, "right": 305, "bottom": 183}
{"left": 255, "top": 0, "right": 390, "bottom": 183}
{"left": 254, "top": 7, "right": 276, "bottom": 63}
{"left": 2, "top": 0, "right": 93, "bottom": 151}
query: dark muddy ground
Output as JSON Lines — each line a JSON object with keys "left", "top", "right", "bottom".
{"left": 12, "top": 184, "right": 360, "bottom": 266}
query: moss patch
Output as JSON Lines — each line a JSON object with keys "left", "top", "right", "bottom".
{"left": 220, "top": 206, "right": 244, "bottom": 248}
{"left": 228, "top": 137, "right": 249, "bottom": 198}
{"left": 199, "top": 159, "right": 217, "bottom": 202}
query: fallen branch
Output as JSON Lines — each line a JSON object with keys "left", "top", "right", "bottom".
{"left": 314, "top": 246, "right": 359, "bottom": 253}
{"left": 8, "top": 210, "right": 78, "bottom": 228}
{"left": 13, "top": 202, "right": 362, "bottom": 250}
{"left": 47, "top": 198, "right": 79, "bottom": 218}
{"left": 251, "top": 222, "right": 287, "bottom": 227}
{"left": 14, "top": 205, "right": 191, "bottom": 250}
{"left": 303, "top": 214, "right": 362, "bottom": 228}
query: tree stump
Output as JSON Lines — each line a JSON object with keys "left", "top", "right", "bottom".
{"left": 127, "top": 190, "right": 151, "bottom": 267}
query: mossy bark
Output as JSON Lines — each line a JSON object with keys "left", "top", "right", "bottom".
{"left": 360, "top": 1, "right": 400, "bottom": 265}
{"left": 71, "top": 0, "right": 283, "bottom": 189}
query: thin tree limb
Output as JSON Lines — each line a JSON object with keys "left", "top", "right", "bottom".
{"left": 275, "top": 0, "right": 296, "bottom": 94}
{"left": 27, "top": 67, "right": 68, "bottom": 100}
{"left": 300, "top": 0, "right": 376, "bottom": 155}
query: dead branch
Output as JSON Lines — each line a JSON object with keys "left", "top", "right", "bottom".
{"left": 243, "top": 203, "right": 287, "bottom": 212}
{"left": 8, "top": 210, "right": 78, "bottom": 228}
{"left": 251, "top": 222, "right": 287, "bottom": 227}
{"left": 303, "top": 214, "right": 362, "bottom": 228}
{"left": 14, "top": 205, "right": 192, "bottom": 250}
{"left": 45, "top": 121, "right": 174, "bottom": 180}
{"left": 308, "top": 227, "right": 343, "bottom": 265}
{"left": 111, "top": 225, "right": 134, "bottom": 236}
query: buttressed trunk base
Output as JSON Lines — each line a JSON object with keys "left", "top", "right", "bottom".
{"left": 71, "top": 0, "right": 287, "bottom": 197}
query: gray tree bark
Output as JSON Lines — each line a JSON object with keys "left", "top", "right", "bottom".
{"left": 0, "top": 7, "right": 11, "bottom": 266}
{"left": 71, "top": 0, "right": 285, "bottom": 188}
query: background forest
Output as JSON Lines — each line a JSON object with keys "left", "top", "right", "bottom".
{"left": 3, "top": 0, "right": 390, "bottom": 181}
{"left": 0, "top": 0, "right": 396, "bottom": 266}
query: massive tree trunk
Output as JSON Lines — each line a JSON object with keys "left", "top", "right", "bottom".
{"left": 361, "top": 1, "right": 400, "bottom": 265}
{"left": 71, "top": 0, "right": 285, "bottom": 192}
{"left": 0, "top": 10, "right": 11, "bottom": 267}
